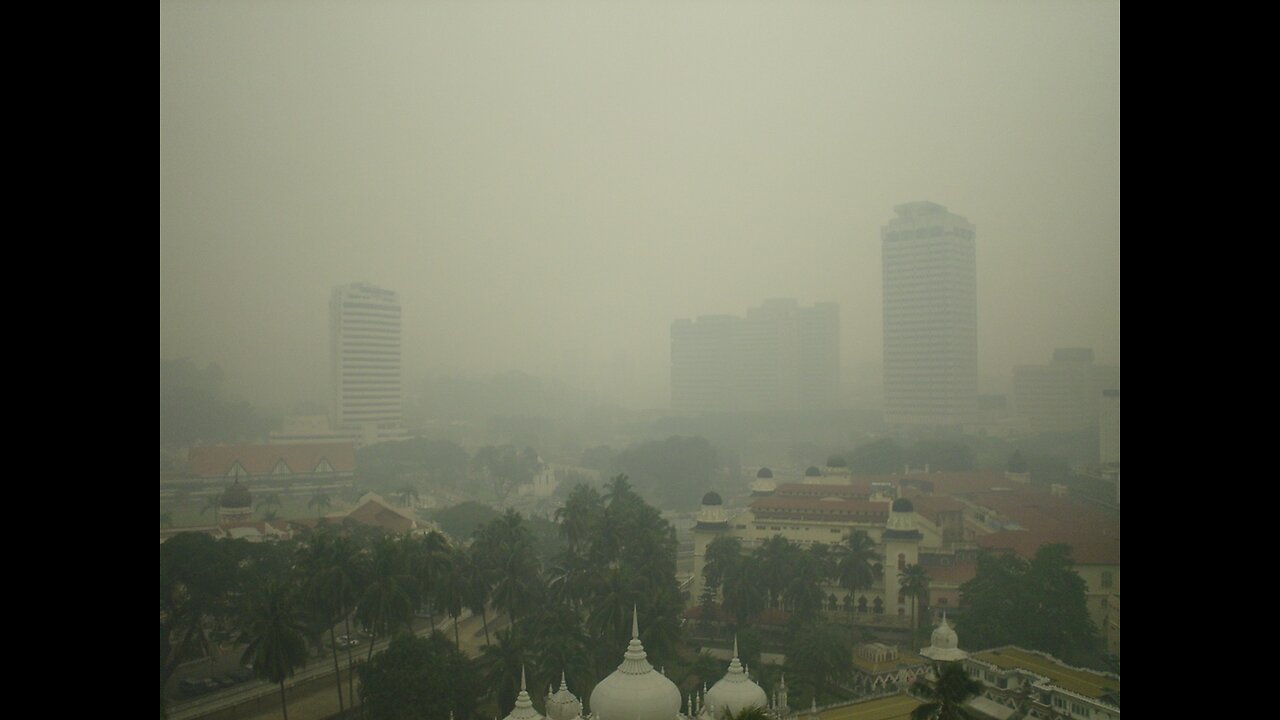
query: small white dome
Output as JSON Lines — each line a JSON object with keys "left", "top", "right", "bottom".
{"left": 545, "top": 673, "right": 581, "bottom": 720}
{"left": 702, "top": 639, "right": 767, "bottom": 720}
{"left": 589, "top": 611, "right": 681, "bottom": 720}
{"left": 920, "top": 613, "right": 968, "bottom": 662}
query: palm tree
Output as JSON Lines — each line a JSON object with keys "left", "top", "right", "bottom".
{"left": 786, "top": 552, "right": 827, "bottom": 620}
{"left": 296, "top": 530, "right": 363, "bottom": 712}
{"left": 754, "top": 535, "right": 799, "bottom": 609}
{"left": 256, "top": 492, "right": 283, "bottom": 517}
{"left": 413, "top": 531, "right": 450, "bottom": 629}
{"left": 727, "top": 707, "right": 771, "bottom": 720}
{"left": 435, "top": 546, "right": 469, "bottom": 648}
{"left": 899, "top": 565, "right": 930, "bottom": 647}
{"left": 240, "top": 582, "right": 309, "bottom": 720}
{"left": 308, "top": 489, "right": 333, "bottom": 517}
{"left": 479, "top": 625, "right": 531, "bottom": 713}
{"left": 555, "top": 483, "right": 603, "bottom": 557}
{"left": 836, "top": 531, "right": 877, "bottom": 619}
{"left": 910, "top": 662, "right": 982, "bottom": 720}
{"left": 357, "top": 536, "right": 418, "bottom": 662}
{"left": 396, "top": 484, "right": 420, "bottom": 509}
{"left": 460, "top": 546, "right": 494, "bottom": 646}
{"left": 703, "top": 536, "right": 744, "bottom": 595}
{"left": 721, "top": 557, "right": 766, "bottom": 628}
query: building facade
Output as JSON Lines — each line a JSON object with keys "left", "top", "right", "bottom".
{"left": 1013, "top": 348, "right": 1121, "bottom": 433}
{"left": 881, "top": 202, "right": 977, "bottom": 426}
{"left": 671, "top": 299, "right": 839, "bottom": 414}
{"left": 331, "top": 282, "right": 403, "bottom": 434}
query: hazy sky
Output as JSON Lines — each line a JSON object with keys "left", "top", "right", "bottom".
{"left": 160, "top": 1, "right": 1120, "bottom": 411}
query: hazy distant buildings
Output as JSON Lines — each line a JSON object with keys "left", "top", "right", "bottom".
{"left": 1100, "top": 388, "right": 1120, "bottom": 466}
{"left": 1013, "top": 348, "right": 1120, "bottom": 433}
{"left": 671, "top": 299, "right": 839, "bottom": 413}
{"left": 881, "top": 202, "right": 977, "bottom": 426}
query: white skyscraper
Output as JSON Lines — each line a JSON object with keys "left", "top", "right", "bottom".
{"left": 331, "top": 282, "right": 402, "bottom": 433}
{"left": 881, "top": 202, "right": 977, "bottom": 426}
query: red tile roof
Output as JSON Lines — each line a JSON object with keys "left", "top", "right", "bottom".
{"left": 909, "top": 495, "right": 967, "bottom": 519}
{"left": 775, "top": 482, "right": 875, "bottom": 498}
{"left": 188, "top": 442, "right": 356, "bottom": 477}
{"left": 750, "top": 496, "right": 890, "bottom": 522}
{"left": 920, "top": 564, "right": 978, "bottom": 586}
{"left": 976, "top": 531, "right": 1120, "bottom": 566}
{"left": 852, "top": 472, "right": 1012, "bottom": 495}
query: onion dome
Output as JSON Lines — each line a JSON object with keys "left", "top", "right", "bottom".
{"left": 545, "top": 673, "right": 581, "bottom": 720}
{"left": 697, "top": 491, "right": 729, "bottom": 529}
{"left": 920, "top": 612, "right": 968, "bottom": 662}
{"left": 756, "top": 468, "right": 773, "bottom": 479}
{"left": 503, "top": 667, "right": 545, "bottom": 720}
{"left": 804, "top": 466, "right": 821, "bottom": 477}
{"left": 590, "top": 609, "right": 681, "bottom": 720}
{"left": 221, "top": 478, "right": 252, "bottom": 508}
{"left": 883, "top": 498, "right": 922, "bottom": 541}
{"left": 703, "top": 637, "right": 768, "bottom": 720}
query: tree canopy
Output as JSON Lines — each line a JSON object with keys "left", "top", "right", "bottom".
{"left": 958, "top": 544, "right": 1098, "bottom": 666}
{"left": 360, "top": 633, "right": 479, "bottom": 720}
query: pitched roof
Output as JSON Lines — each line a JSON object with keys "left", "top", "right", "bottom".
{"left": 188, "top": 442, "right": 356, "bottom": 477}
{"left": 921, "top": 563, "right": 978, "bottom": 586}
{"left": 775, "top": 482, "right": 875, "bottom": 498}
{"left": 965, "top": 487, "right": 1120, "bottom": 565}
{"left": 976, "top": 531, "right": 1120, "bottom": 565}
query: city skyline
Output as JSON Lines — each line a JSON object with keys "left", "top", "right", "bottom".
{"left": 160, "top": 3, "right": 1120, "bottom": 412}
{"left": 672, "top": 298, "right": 839, "bottom": 414}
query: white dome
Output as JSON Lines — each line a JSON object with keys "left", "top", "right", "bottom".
{"left": 546, "top": 673, "right": 582, "bottom": 720}
{"left": 920, "top": 613, "right": 968, "bottom": 662}
{"left": 702, "top": 639, "right": 767, "bottom": 720}
{"left": 589, "top": 611, "right": 681, "bottom": 720}
{"left": 503, "top": 668, "right": 546, "bottom": 720}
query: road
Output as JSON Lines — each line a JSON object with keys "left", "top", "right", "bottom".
{"left": 168, "top": 609, "right": 500, "bottom": 720}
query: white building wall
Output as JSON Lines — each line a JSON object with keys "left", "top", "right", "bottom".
{"left": 331, "top": 282, "right": 402, "bottom": 431}
{"left": 881, "top": 202, "right": 977, "bottom": 426}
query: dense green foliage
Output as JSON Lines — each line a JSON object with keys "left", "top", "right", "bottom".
{"left": 847, "top": 438, "right": 976, "bottom": 475}
{"left": 360, "top": 634, "right": 479, "bottom": 720}
{"left": 910, "top": 662, "right": 983, "bottom": 720}
{"left": 958, "top": 544, "right": 1098, "bottom": 665}
{"left": 164, "top": 472, "right": 692, "bottom": 718}
{"left": 609, "top": 436, "right": 718, "bottom": 509}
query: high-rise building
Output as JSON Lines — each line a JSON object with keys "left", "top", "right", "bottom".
{"left": 1013, "top": 348, "right": 1120, "bottom": 433}
{"left": 881, "top": 202, "right": 977, "bottom": 426}
{"left": 331, "top": 282, "right": 402, "bottom": 433}
{"left": 671, "top": 299, "right": 839, "bottom": 413}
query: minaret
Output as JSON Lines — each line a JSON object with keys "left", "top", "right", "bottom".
{"left": 502, "top": 666, "right": 545, "bottom": 720}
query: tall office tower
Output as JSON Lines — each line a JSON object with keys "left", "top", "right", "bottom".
{"left": 330, "top": 282, "right": 402, "bottom": 433}
{"left": 881, "top": 202, "right": 977, "bottom": 426}
{"left": 796, "top": 302, "right": 840, "bottom": 409}
{"left": 671, "top": 299, "right": 839, "bottom": 413}
{"left": 1014, "top": 348, "right": 1121, "bottom": 433}
{"left": 671, "top": 315, "right": 738, "bottom": 414}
